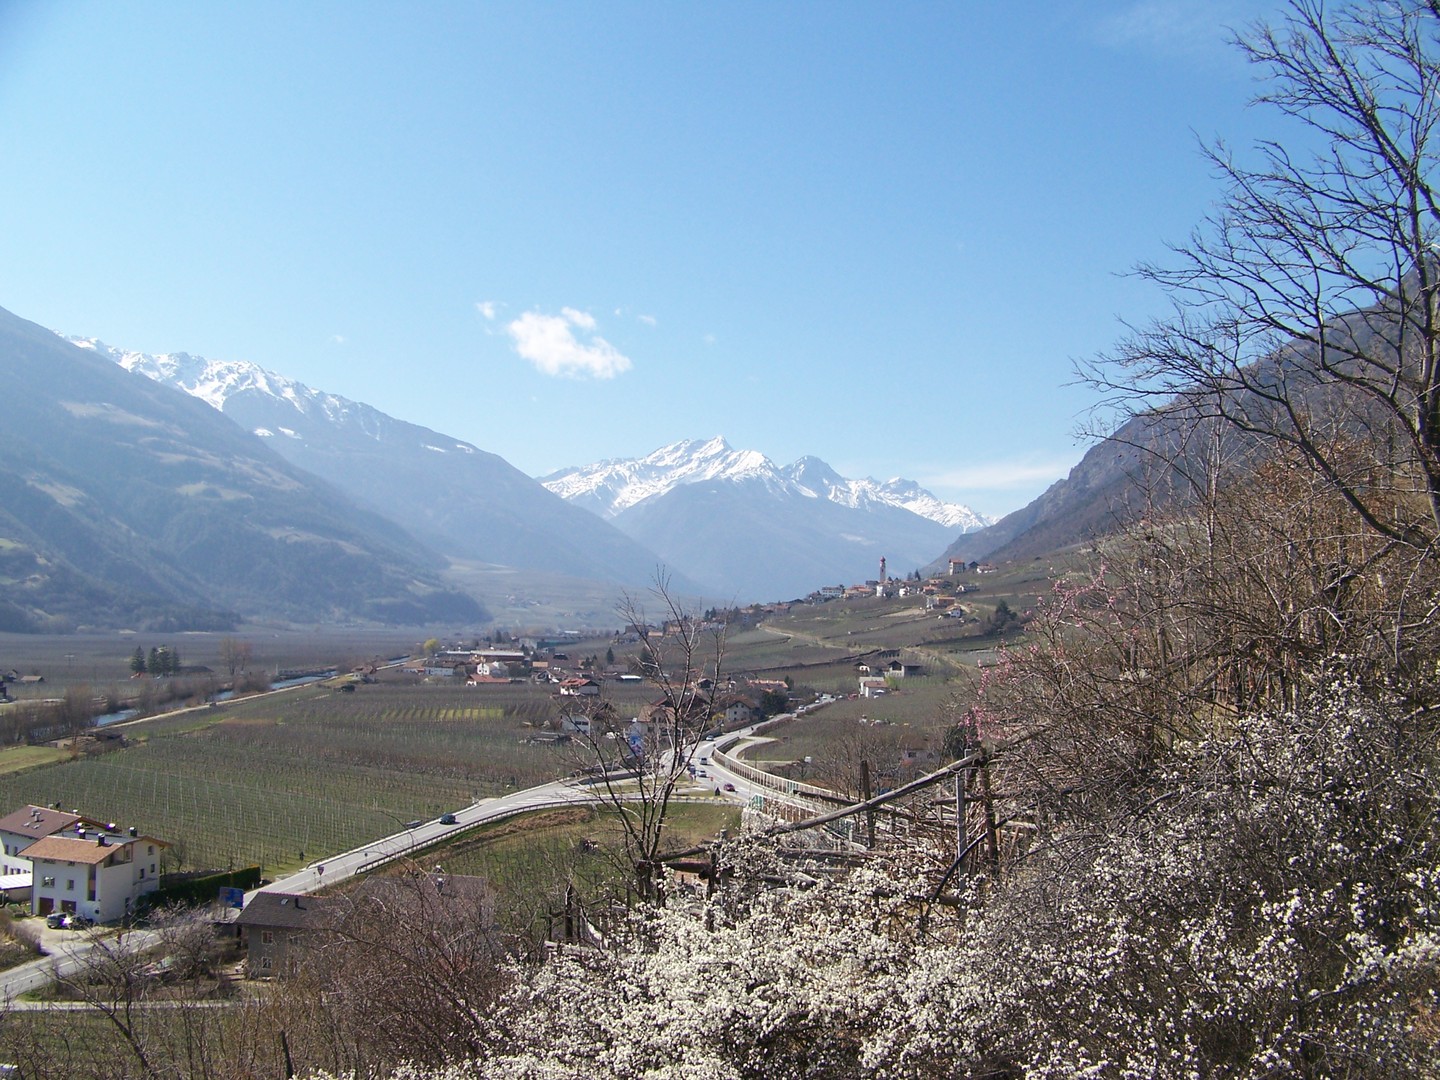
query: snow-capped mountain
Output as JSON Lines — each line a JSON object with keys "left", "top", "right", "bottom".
{"left": 71, "top": 340, "right": 439, "bottom": 447}
{"left": 782, "top": 454, "right": 991, "bottom": 531}
{"left": 542, "top": 437, "right": 992, "bottom": 532}
{"left": 0, "top": 307, "right": 484, "bottom": 630}
{"left": 70, "top": 337, "right": 696, "bottom": 596}
{"left": 73, "top": 333, "right": 992, "bottom": 601}
{"left": 542, "top": 439, "right": 991, "bottom": 600}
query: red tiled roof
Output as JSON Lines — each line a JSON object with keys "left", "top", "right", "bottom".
{"left": 22, "top": 833, "right": 165, "bottom": 865}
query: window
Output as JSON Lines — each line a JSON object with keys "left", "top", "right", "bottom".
{"left": 138, "top": 868, "right": 144, "bottom": 880}
{"left": 41, "top": 876, "right": 54, "bottom": 887}
{"left": 66, "top": 880, "right": 74, "bottom": 891}
{"left": 260, "top": 956, "right": 272, "bottom": 971}
{"left": 261, "top": 930, "right": 274, "bottom": 944}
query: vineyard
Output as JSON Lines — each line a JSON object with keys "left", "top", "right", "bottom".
{"left": 0, "top": 680, "right": 584, "bottom": 876}
{"left": 432, "top": 802, "right": 742, "bottom": 938}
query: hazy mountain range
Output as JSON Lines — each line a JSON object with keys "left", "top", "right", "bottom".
{"left": 73, "top": 340, "right": 685, "bottom": 596}
{"left": 543, "top": 438, "right": 991, "bottom": 598}
{"left": 0, "top": 293, "right": 1319, "bottom": 630}
{"left": 0, "top": 306, "right": 483, "bottom": 631}
{"left": 58, "top": 330, "right": 992, "bottom": 614}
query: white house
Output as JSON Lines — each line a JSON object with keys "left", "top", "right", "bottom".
{"left": 471, "top": 649, "right": 525, "bottom": 665}
{"left": 859, "top": 677, "right": 888, "bottom": 698}
{"left": 557, "top": 678, "right": 601, "bottom": 697}
{"left": 24, "top": 825, "right": 167, "bottom": 923}
{"left": 559, "top": 714, "right": 592, "bottom": 736}
{"left": 0, "top": 805, "right": 105, "bottom": 901}
{"left": 717, "top": 698, "right": 757, "bottom": 726}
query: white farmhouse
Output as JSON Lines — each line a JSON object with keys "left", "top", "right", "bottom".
{"left": 24, "top": 825, "right": 167, "bottom": 923}
{"left": 0, "top": 805, "right": 105, "bottom": 902}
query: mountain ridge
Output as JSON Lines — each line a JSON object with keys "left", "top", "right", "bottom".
{"left": 74, "top": 337, "right": 700, "bottom": 600}
{"left": 0, "top": 306, "right": 485, "bottom": 630}
{"left": 541, "top": 436, "right": 992, "bottom": 532}
{"left": 543, "top": 438, "right": 992, "bottom": 600}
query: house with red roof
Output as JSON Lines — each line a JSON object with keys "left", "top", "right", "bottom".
{"left": 24, "top": 822, "right": 167, "bottom": 923}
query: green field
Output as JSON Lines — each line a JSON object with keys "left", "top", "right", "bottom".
{"left": 0, "top": 627, "right": 421, "bottom": 700}
{"left": 0, "top": 680, "right": 582, "bottom": 876}
{"left": 426, "top": 800, "right": 741, "bottom": 937}
{"left": 0, "top": 745, "right": 69, "bottom": 773}
{"left": 0, "top": 564, "right": 1066, "bottom": 883}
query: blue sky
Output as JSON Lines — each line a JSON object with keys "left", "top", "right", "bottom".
{"left": 0, "top": 1, "right": 1289, "bottom": 518}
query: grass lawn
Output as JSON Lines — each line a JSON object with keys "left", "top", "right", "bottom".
{"left": 0, "top": 744, "right": 69, "bottom": 774}
{"left": 411, "top": 800, "right": 741, "bottom": 940}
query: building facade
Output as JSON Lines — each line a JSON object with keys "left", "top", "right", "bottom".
{"left": 23, "top": 826, "right": 166, "bottom": 922}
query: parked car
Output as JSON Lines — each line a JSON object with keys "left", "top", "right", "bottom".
{"left": 403, "top": 819, "right": 422, "bottom": 829}
{"left": 439, "top": 812, "right": 458, "bottom": 825}
{"left": 45, "top": 912, "right": 66, "bottom": 929}
{"left": 723, "top": 783, "right": 736, "bottom": 792}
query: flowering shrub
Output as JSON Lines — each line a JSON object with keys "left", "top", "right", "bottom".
{"left": 304, "top": 686, "right": 1438, "bottom": 1080}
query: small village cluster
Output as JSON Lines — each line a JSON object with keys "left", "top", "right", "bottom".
{"left": 807, "top": 556, "right": 993, "bottom": 606}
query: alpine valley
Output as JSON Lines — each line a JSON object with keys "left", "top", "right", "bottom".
{"left": 36, "top": 324, "right": 994, "bottom": 624}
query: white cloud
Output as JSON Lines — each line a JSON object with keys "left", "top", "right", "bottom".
{"left": 1093, "top": 1, "right": 1246, "bottom": 62}
{"left": 638, "top": 314, "right": 657, "bottom": 327}
{"left": 506, "top": 308, "right": 633, "bottom": 380}
{"left": 476, "top": 300, "right": 498, "bottom": 320}
{"left": 329, "top": 334, "right": 346, "bottom": 345}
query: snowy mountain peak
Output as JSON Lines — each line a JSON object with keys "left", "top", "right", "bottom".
{"left": 71, "top": 338, "right": 310, "bottom": 415}
{"left": 541, "top": 438, "right": 992, "bottom": 531}
{"left": 67, "top": 335, "right": 479, "bottom": 456}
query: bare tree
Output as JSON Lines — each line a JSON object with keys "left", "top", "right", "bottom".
{"left": 52, "top": 930, "right": 162, "bottom": 1076}
{"left": 217, "top": 637, "right": 252, "bottom": 683}
{"left": 569, "top": 575, "right": 724, "bottom": 903}
{"left": 151, "top": 904, "right": 223, "bottom": 982}
{"left": 296, "top": 871, "right": 510, "bottom": 1069}
{"left": 1087, "top": 1, "right": 1440, "bottom": 551}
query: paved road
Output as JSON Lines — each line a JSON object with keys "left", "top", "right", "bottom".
{"left": 0, "top": 928, "right": 161, "bottom": 1002}
{"left": 251, "top": 727, "right": 774, "bottom": 902}
{"left": 0, "top": 716, "right": 808, "bottom": 1002}
{"left": 251, "top": 777, "right": 605, "bottom": 899}
{"left": 0, "top": 697, "right": 814, "bottom": 1007}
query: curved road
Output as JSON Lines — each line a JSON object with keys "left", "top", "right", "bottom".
{"left": 0, "top": 716, "right": 808, "bottom": 1002}
{"left": 253, "top": 719, "right": 784, "bottom": 900}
